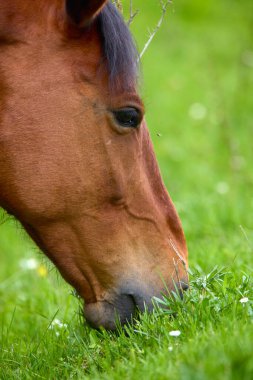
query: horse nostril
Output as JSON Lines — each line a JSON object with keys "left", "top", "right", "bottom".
{"left": 127, "top": 293, "right": 154, "bottom": 314}
{"left": 175, "top": 281, "right": 189, "bottom": 299}
{"left": 179, "top": 281, "right": 189, "bottom": 292}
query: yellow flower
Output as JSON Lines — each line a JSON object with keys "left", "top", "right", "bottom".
{"left": 37, "top": 264, "right": 48, "bottom": 278}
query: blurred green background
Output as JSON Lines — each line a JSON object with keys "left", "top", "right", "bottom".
{"left": 129, "top": 0, "right": 253, "bottom": 270}
{"left": 0, "top": 0, "right": 253, "bottom": 378}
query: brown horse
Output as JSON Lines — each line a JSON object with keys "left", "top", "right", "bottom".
{"left": 0, "top": 0, "right": 188, "bottom": 330}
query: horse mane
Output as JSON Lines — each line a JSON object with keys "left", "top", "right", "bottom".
{"left": 98, "top": 2, "right": 139, "bottom": 90}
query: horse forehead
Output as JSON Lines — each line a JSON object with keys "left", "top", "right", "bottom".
{"left": 0, "top": 0, "right": 49, "bottom": 19}
{"left": 0, "top": 0, "right": 61, "bottom": 14}
{"left": 0, "top": 1, "right": 101, "bottom": 63}
{"left": 0, "top": 2, "right": 139, "bottom": 100}
{"left": 0, "top": 1, "right": 61, "bottom": 37}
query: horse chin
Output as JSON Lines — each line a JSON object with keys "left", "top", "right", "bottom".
{"left": 84, "top": 294, "right": 138, "bottom": 330}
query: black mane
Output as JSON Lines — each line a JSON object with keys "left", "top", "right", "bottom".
{"left": 98, "top": 2, "right": 139, "bottom": 90}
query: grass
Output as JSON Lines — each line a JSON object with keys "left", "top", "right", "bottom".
{"left": 1, "top": 0, "right": 253, "bottom": 378}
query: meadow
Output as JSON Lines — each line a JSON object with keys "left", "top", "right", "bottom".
{"left": 1, "top": 0, "right": 253, "bottom": 378}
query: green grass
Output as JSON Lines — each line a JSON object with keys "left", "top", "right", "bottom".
{"left": 1, "top": 0, "right": 253, "bottom": 378}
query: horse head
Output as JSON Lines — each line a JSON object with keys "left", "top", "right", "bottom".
{"left": 0, "top": 0, "right": 188, "bottom": 329}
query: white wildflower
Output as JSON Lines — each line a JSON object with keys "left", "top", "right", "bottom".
{"left": 189, "top": 103, "right": 207, "bottom": 121}
{"left": 240, "top": 297, "right": 249, "bottom": 304}
{"left": 19, "top": 258, "right": 38, "bottom": 270}
{"left": 216, "top": 182, "right": 230, "bottom": 195}
{"left": 169, "top": 330, "right": 181, "bottom": 337}
{"left": 49, "top": 318, "right": 68, "bottom": 330}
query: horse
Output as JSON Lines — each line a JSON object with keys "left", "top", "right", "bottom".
{"left": 0, "top": 0, "right": 188, "bottom": 330}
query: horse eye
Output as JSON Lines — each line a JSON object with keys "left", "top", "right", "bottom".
{"left": 112, "top": 108, "right": 142, "bottom": 128}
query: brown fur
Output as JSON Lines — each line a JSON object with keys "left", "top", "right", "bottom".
{"left": 0, "top": 0, "right": 188, "bottom": 329}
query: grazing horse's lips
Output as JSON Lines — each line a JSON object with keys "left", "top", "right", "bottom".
{"left": 84, "top": 280, "right": 189, "bottom": 330}
{"left": 84, "top": 295, "right": 136, "bottom": 330}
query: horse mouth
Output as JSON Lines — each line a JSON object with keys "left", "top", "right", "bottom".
{"left": 84, "top": 294, "right": 138, "bottom": 330}
{"left": 83, "top": 280, "right": 189, "bottom": 330}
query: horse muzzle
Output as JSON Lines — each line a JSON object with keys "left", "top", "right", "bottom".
{"left": 84, "top": 280, "right": 189, "bottom": 330}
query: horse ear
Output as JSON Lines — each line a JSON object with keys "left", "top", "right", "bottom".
{"left": 65, "top": 0, "right": 108, "bottom": 27}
